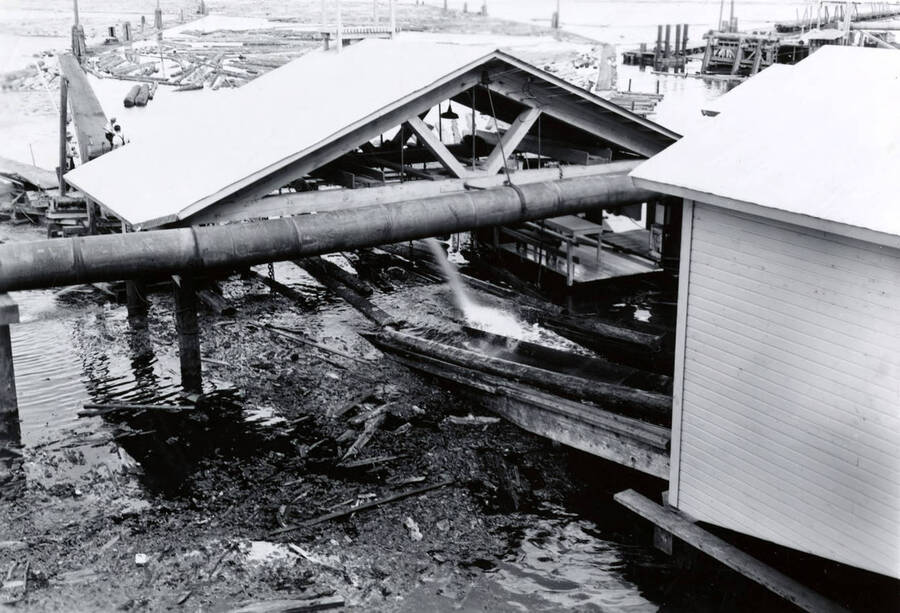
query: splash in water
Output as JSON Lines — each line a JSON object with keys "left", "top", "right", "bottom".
{"left": 426, "top": 238, "right": 543, "bottom": 342}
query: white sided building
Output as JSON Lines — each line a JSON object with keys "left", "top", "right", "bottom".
{"left": 631, "top": 46, "right": 900, "bottom": 579}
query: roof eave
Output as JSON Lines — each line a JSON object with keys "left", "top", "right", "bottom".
{"left": 632, "top": 176, "right": 900, "bottom": 250}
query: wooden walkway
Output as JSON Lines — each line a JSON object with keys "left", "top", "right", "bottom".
{"left": 498, "top": 226, "right": 659, "bottom": 285}
{"left": 59, "top": 53, "right": 109, "bottom": 163}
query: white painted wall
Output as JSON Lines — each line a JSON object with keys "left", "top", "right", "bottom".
{"left": 671, "top": 201, "right": 900, "bottom": 579}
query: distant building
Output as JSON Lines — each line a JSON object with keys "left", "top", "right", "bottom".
{"left": 631, "top": 46, "right": 900, "bottom": 579}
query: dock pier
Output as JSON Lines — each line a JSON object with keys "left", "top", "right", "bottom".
{"left": 622, "top": 23, "right": 701, "bottom": 71}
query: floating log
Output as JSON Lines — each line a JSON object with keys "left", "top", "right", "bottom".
{"left": 134, "top": 83, "right": 150, "bottom": 107}
{"left": 292, "top": 260, "right": 393, "bottom": 327}
{"left": 368, "top": 328, "right": 671, "bottom": 419}
{"left": 78, "top": 402, "right": 194, "bottom": 416}
{"left": 123, "top": 84, "right": 141, "bottom": 107}
{"left": 297, "top": 257, "right": 373, "bottom": 297}
{"left": 197, "top": 285, "right": 235, "bottom": 316}
{"left": 265, "top": 324, "right": 370, "bottom": 364}
{"left": 384, "top": 348, "right": 669, "bottom": 477}
{"left": 461, "top": 326, "right": 672, "bottom": 394}
{"left": 519, "top": 307, "right": 672, "bottom": 373}
{"left": 174, "top": 83, "right": 203, "bottom": 92}
{"left": 246, "top": 269, "right": 309, "bottom": 306}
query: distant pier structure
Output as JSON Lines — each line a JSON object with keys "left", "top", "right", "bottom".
{"left": 622, "top": 23, "right": 703, "bottom": 72}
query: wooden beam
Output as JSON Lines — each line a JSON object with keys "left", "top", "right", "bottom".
{"left": 369, "top": 157, "right": 436, "bottom": 181}
{"left": 482, "top": 107, "right": 541, "bottom": 175}
{"left": 0, "top": 295, "right": 20, "bottom": 326}
{"left": 0, "top": 294, "right": 19, "bottom": 447}
{"left": 614, "top": 490, "right": 852, "bottom": 613}
{"left": 486, "top": 77, "right": 665, "bottom": 158}
{"left": 172, "top": 275, "right": 202, "bottom": 394}
{"left": 404, "top": 115, "right": 470, "bottom": 178}
{"left": 477, "top": 129, "right": 612, "bottom": 166}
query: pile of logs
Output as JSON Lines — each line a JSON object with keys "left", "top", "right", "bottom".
{"left": 84, "top": 29, "right": 319, "bottom": 91}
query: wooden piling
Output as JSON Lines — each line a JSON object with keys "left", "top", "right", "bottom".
{"left": 655, "top": 25, "right": 663, "bottom": 59}
{"left": 125, "top": 279, "right": 148, "bottom": 319}
{"left": 58, "top": 77, "right": 68, "bottom": 195}
{"left": 172, "top": 275, "right": 202, "bottom": 394}
{"left": 0, "top": 295, "right": 20, "bottom": 447}
{"left": 675, "top": 24, "right": 682, "bottom": 56}
{"left": 664, "top": 24, "right": 672, "bottom": 58}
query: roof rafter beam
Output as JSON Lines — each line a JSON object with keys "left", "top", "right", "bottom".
{"left": 487, "top": 75, "right": 665, "bottom": 158}
{"left": 208, "top": 72, "right": 494, "bottom": 212}
{"left": 404, "top": 115, "right": 471, "bottom": 178}
{"left": 482, "top": 106, "right": 541, "bottom": 175}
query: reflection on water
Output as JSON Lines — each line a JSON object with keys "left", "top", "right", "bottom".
{"left": 493, "top": 511, "right": 657, "bottom": 612}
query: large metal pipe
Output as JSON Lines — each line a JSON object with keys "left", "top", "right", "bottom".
{"left": 0, "top": 173, "right": 654, "bottom": 293}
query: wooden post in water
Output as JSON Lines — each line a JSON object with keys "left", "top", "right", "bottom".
{"left": 126, "top": 279, "right": 148, "bottom": 319}
{"left": 172, "top": 275, "right": 202, "bottom": 394}
{"left": 58, "top": 76, "right": 68, "bottom": 196}
{"left": 682, "top": 24, "right": 689, "bottom": 51}
{"left": 664, "top": 24, "right": 672, "bottom": 58}
{"left": 655, "top": 25, "right": 663, "bottom": 64}
{"left": 675, "top": 24, "right": 682, "bottom": 56}
{"left": 0, "top": 295, "right": 21, "bottom": 454}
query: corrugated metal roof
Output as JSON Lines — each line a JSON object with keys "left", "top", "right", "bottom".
{"left": 632, "top": 46, "right": 900, "bottom": 242}
{"left": 66, "top": 38, "right": 675, "bottom": 229}
{"left": 65, "top": 40, "right": 495, "bottom": 227}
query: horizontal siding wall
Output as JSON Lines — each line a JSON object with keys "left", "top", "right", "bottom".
{"left": 677, "top": 203, "right": 900, "bottom": 579}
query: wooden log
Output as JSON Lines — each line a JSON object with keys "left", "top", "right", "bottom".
{"left": 265, "top": 324, "right": 369, "bottom": 364}
{"left": 461, "top": 326, "right": 672, "bottom": 394}
{"left": 78, "top": 402, "right": 194, "bottom": 416}
{"left": 270, "top": 480, "right": 454, "bottom": 535}
{"left": 247, "top": 270, "right": 309, "bottom": 305}
{"left": 518, "top": 307, "right": 672, "bottom": 373}
{"left": 614, "top": 490, "right": 851, "bottom": 613}
{"left": 369, "top": 328, "right": 671, "bottom": 418}
{"left": 297, "top": 257, "right": 373, "bottom": 297}
{"left": 197, "top": 285, "right": 235, "bottom": 316}
{"left": 134, "top": 83, "right": 150, "bottom": 106}
{"left": 123, "top": 84, "right": 141, "bottom": 107}
{"left": 291, "top": 260, "right": 393, "bottom": 327}
{"left": 383, "top": 349, "right": 669, "bottom": 477}
{"left": 228, "top": 596, "right": 345, "bottom": 613}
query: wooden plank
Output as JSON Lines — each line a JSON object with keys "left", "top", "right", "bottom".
{"left": 0, "top": 295, "right": 20, "bottom": 326}
{"left": 482, "top": 107, "right": 541, "bottom": 175}
{"left": 614, "top": 489, "right": 852, "bottom": 613}
{"left": 669, "top": 199, "right": 694, "bottom": 505}
{"left": 404, "top": 115, "right": 470, "bottom": 179}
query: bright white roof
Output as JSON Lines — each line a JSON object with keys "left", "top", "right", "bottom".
{"left": 632, "top": 46, "right": 900, "bottom": 245}
{"left": 66, "top": 40, "right": 495, "bottom": 227}
{"left": 701, "top": 63, "right": 795, "bottom": 116}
